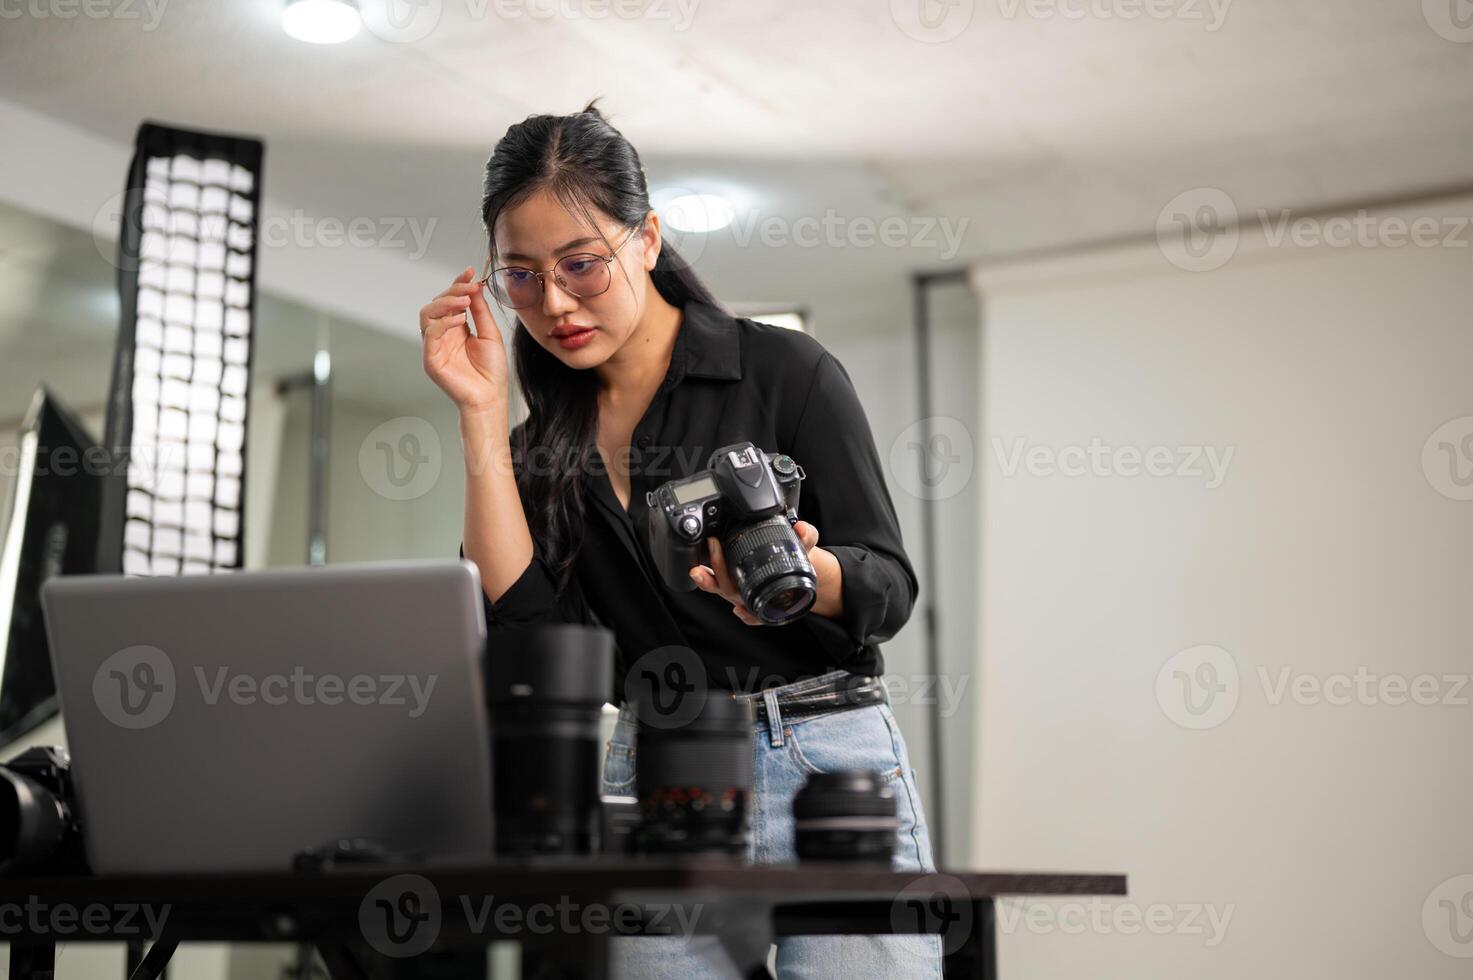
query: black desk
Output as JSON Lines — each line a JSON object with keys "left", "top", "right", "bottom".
{"left": 1, "top": 859, "right": 1126, "bottom": 979}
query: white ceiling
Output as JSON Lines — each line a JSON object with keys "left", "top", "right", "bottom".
{"left": 0, "top": 0, "right": 1470, "bottom": 345}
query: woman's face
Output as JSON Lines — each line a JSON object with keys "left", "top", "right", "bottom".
{"left": 490, "top": 187, "right": 660, "bottom": 369}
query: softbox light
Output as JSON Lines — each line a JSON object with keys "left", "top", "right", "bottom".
{"left": 97, "top": 121, "right": 265, "bottom": 577}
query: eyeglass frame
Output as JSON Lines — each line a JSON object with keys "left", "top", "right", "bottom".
{"left": 479, "top": 220, "right": 645, "bottom": 310}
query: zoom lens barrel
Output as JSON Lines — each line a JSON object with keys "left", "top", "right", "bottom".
{"left": 723, "top": 516, "right": 817, "bottom": 624}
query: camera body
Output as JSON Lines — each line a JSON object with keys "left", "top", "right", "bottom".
{"left": 645, "top": 442, "right": 817, "bottom": 624}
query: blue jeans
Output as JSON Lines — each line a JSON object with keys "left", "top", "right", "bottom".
{"left": 600, "top": 675, "right": 944, "bottom": 979}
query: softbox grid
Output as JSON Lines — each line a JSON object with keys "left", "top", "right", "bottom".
{"left": 97, "top": 122, "right": 265, "bottom": 577}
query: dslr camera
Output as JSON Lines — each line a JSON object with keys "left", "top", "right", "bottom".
{"left": 645, "top": 441, "right": 817, "bottom": 625}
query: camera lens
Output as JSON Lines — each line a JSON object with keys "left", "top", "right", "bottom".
{"left": 0, "top": 770, "right": 69, "bottom": 874}
{"left": 633, "top": 695, "right": 754, "bottom": 856}
{"left": 770, "top": 586, "right": 808, "bottom": 612}
{"left": 484, "top": 625, "right": 614, "bottom": 856}
{"left": 723, "top": 516, "right": 817, "bottom": 625}
{"left": 793, "top": 770, "right": 899, "bottom": 864}
{"left": 598, "top": 794, "right": 641, "bottom": 855}
{"left": 0, "top": 747, "right": 84, "bottom": 875}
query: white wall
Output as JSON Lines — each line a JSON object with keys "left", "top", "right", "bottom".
{"left": 971, "top": 195, "right": 1473, "bottom": 978}
{"left": 263, "top": 392, "right": 466, "bottom": 568}
{"left": 815, "top": 286, "right": 980, "bottom": 867}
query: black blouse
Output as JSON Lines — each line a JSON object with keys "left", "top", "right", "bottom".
{"left": 459, "top": 299, "right": 919, "bottom": 695}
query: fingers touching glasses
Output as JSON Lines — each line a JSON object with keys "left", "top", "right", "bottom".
{"left": 482, "top": 222, "right": 643, "bottom": 310}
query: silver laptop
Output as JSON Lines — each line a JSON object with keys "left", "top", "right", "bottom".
{"left": 40, "top": 558, "right": 493, "bottom": 874}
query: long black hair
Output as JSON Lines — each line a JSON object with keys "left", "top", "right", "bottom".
{"left": 480, "top": 98, "right": 722, "bottom": 594}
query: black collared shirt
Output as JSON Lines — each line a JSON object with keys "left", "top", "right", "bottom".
{"left": 459, "top": 299, "right": 918, "bottom": 695}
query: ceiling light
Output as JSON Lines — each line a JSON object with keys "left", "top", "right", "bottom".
{"left": 282, "top": 0, "right": 361, "bottom": 44}
{"left": 660, "top": 193, "right": 735, "bottom": 234}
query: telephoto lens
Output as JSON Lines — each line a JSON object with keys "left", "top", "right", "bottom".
{"left": 793, "top": 770, "right": 899, "bottom": 865}
{"left": 633, "top": 695, "right": 754, "bottom": 856}
{"left": 484, "top": 624, "right": 614, "bottom": 856}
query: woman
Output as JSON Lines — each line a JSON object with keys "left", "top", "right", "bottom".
{"left": 422, "top": 101, "right": 942, "bottom": 979}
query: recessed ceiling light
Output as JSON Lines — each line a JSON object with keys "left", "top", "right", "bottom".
{"left": 282, "top": 0, "right": 361, "bottom": 44}
{"left": 660, "top": 193, "right": 735, "bottom": 234}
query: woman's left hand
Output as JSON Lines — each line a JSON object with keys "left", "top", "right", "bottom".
{"left": 689, "top": 520, "right": 836, "bottom": 625}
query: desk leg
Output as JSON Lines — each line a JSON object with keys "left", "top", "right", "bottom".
{"left": 125, "top": 936, "right": 179, "bottom": 980}
{"left": 706, "top": 900, "right": 774, "bottom": 980}
{"left": 315, "top": 943, "right": 373, "bottom": 980}
{"left": 7, "top": 943, "right": 55, "bottom": 980}
{"left": 942, "top": 898, "right": 996, "bottom": 980}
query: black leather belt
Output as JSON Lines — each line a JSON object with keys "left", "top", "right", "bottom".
{"left": 733, "top": 670, "right": 887, "bottom": 726}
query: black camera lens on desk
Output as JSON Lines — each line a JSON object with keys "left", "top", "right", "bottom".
{"left": 597, "top": 794, "right": 640, "bottom": 855}
{"left": 485, "top": 624, "right": 614, "bottom": 857}
{"left": 793, "top": 770, "right": 899, "bottom": 865}
{"left": 632, "top": 695, "right": 754, "bottom": 856}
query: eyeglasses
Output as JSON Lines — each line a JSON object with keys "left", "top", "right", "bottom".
{"left": 481, "top": 222, "right": 643, "bottom": 310}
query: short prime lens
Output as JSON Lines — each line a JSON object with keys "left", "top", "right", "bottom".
{"left": 793, "top": 770, "right": 899, "bottom": 864}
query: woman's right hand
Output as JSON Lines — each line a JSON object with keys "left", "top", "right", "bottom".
{"left": 420, "top": 266, "right": 509, "bottom": 418}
